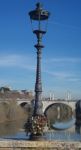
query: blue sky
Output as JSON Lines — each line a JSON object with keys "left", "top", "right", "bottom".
{"left": 0, "top": 0, "right": 81, "bottom": 99}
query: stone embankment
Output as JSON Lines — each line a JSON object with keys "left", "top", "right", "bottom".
{"left": 0, "top": 140, "right": 81, "bottom": 150}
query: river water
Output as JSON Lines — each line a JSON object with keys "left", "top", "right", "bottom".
{"left": 0, "top": 117, "right": 81, "bottom": 141}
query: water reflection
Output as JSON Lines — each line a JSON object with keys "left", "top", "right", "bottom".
{"left": 52, "top": 118, "right": 75, "bottom": 130}
{"left": 0, "top": 119, "right": 25, "bottom": 136}
{"left": 0, "top": 106, "right": 81, "bottom": 141}
{"left": 45, "top": 102, "right": 80, "bottom": 133}
{"left": 45, "top": 103, "right": 73, "bottom": 127}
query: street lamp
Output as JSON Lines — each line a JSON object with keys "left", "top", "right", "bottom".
{"left": 25, "top": 3, "right": 50, "bottom": 138}
{"left": 29, "top": 3, "right": 50, "bottom": 116}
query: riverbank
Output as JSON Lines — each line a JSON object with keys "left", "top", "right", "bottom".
{"left": 0, "top": 140, "right": 81, "bottom": 150}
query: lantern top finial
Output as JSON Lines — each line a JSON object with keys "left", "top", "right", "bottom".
{"left": 36, "top": 2, "right": 43, "bottom": 10}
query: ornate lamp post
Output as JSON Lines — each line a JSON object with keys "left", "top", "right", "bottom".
{"left": 25, "top": 3, "right": 50, "bottom": 138}
{"left": 29, "top": 3, "right": 50, "bottom": 116}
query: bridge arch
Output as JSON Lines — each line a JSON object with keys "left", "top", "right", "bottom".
{"left": 0, "top": 100, "right": 9, "bottom": 105}
{"left": 44, "top": 102, "right": 73, "bottom": 125}
{"left": 44, "top": 102, "right": 72, "bottom": 113}
{"left": 20, "top": 102, "right": 28, "bottom": 107}
{"left": 17, "top": 100, "right": 31, "bottom": 106}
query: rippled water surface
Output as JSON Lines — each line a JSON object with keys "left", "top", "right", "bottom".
{"left": 0, "top": 118, "right": 81, "bottom": 141}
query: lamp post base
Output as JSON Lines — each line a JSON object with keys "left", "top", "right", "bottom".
{"left": 29, "top": 134, "right": 46, "bottom": 141}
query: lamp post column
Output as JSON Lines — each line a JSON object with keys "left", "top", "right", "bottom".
{"left": 34, "top": 30, "right": 45, "bottom": 116}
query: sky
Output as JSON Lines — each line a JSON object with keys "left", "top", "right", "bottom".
{"left": 0, "top": 0, "right": 81, "bottom": 99}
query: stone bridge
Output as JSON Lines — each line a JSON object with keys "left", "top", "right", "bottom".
{"left": 16, "top": 99, "right": 77, "bottom": 113}
{"left": 15, "top": 99, "right": 76, "bottom": 113}
{"left": 0, "top": 98, "right": 77, "bottom": 113}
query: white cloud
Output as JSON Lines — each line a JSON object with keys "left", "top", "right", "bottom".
{"left": 49, "top": 21, "right": 81, "bottom": 31}
{"left": 43, "top": 57, "right": 81, "bottom": 64}
{"left": 0, "top": 54, "right": 35, "bottom": 71}
{"left": 44, "top": 70, "right": 81, "bottom": 82}
{"left": 42, "top": 57, "right": 81, "bottom": 82}
{"left": 0, "top": 54, "right": 80, "bottom": 83}
{"left": 0, "top": 54, "right": 80, "bottom": 69}
{"left": 44, "top": 70, "right": 71, "bottom": 79}
{"left": 67, "top": 78, "right": 81, "bottom": 82}
{"left": 0, "top": 54, "right": 21, "bottom": 66}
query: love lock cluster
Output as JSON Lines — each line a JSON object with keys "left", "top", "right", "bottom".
{"left": 25, "top": 115, "right": 47, "bottom": 136}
